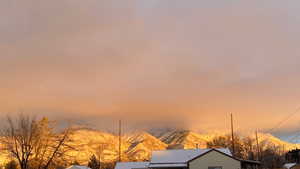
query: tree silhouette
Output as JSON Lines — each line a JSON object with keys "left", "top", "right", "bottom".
{"left": 88, "top": 155, "right": 100, "bottom": 169}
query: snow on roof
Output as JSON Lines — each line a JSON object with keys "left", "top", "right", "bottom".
{"left": 149, "top": 163, "right": 187, "bottom": 168}
{"left": 150, "top": 148, "right": 232, "bottom": 164}
{"left": 283, "top": 163, "right": 297, "bottom": 169}
{"left": 66, "top": 165, "right": 91, "bottom": 169}
{"left": 115, "top": 162, "right": 149, "bottom": 169}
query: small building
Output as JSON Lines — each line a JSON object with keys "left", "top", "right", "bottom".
{"left": 115, "top": 162, "right": 149, "bottom": 169}
{"left": 115, "top": 148, "right": 259, "bottom": 169}
{"left": 66, "top": 165, "right": 91, "bottom": 169}
{"left": 148, "top": 148, "right": 259, "bottom": 169}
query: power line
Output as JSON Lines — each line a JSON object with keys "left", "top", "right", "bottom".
{"left": 288, "top": 133, "right": 300, "bottom": 143}
{"left": 286, "top": 128, "right": 300, "bottom": 143}
{"left": 267, "top": 106, "right": 300, "bottom": 133}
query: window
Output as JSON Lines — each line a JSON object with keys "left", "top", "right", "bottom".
{"left": 208, "top": 166, "right": 222, "bottom": 169}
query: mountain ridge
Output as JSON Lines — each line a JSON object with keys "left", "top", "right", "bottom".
{"left": 0, "top": 128, "right": 299, "bottom": 165}
{"left": 66, "top": 128, "right": 300, "bottom": 163}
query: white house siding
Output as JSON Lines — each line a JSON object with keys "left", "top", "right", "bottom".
{"left": 188, "top": 150, "right": 241, "bottom": 169}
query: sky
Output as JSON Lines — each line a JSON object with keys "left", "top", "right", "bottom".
{"left": 1, "top": 0, "right": 300, "bottom": 138}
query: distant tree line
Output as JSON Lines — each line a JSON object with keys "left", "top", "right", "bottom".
{"left": 207, "top": 135, "right": 285, "bottom": 169}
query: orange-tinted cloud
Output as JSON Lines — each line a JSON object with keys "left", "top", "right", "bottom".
{"left": 1, "top": 0, "right": 300, "bottom": 134}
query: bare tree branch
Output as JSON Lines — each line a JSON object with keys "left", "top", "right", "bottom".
{"left": 1, "top": 114, "right": 76, "bottom": 169}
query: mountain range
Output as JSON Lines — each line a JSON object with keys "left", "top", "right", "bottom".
{"left": 1, "top": 128, "right": 300, "bottom": 165}
{"left": 64, "top": 129, "right": 300, "bottom": 164}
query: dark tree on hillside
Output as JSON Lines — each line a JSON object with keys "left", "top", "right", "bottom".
{"left": 71, "top": 161, "right": 80, "bottom": 166}
{"left": 5, "top": 160, "right": 18, "bottom": 169}
{"left": 100, "top": 162, "right": 115, "bottom": 169}
{"left": 88, "top": 155, "right": 100, "bottom": 169}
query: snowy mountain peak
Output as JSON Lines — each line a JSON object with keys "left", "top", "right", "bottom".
{"left": 159, "top": 130, "right": 212, "bottom": 149}
{"left": 1, "top": 128, "right": 300, "bottom": 165}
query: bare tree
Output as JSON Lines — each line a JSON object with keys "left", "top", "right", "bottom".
{"left": 1, "top": 114, "right": 75, "bottom": 169}
{"left": 1, "top": 114, "right": 39, "bottom": 169}
{"left": 34, "top": 123, "right": 75, "bottom": 169}
{"left": 207, "top": 135, "right": 251, "bottom": 159}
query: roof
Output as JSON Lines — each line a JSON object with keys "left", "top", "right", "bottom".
{"left": 240, "top": 159, "right": 261, "bottom": 165}
{"left": 66, "top": 165, "right": 91, "bottom": 169}
{"left": 149, "top": 163, "right": 187, "bottom": 168}
{"left": 150, "top": 148, "right": 232, "bottom": 164}
{"left": 115, "top": 162, "right": 149, "bottom": 169}
{"left": 284, "top": 163, "right": 297, "bottom": 169}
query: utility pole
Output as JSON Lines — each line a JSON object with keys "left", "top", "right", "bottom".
{"left": 231, "top": 113, "right": 235, "bottom": 156}
{"left": 118, "top": 120, "right": 122, "bottom": 162}
{"left": 255, "top": 129, "right": 260, "bottom": 160}
{"left": 97, "top": 143, "right": 107, "bottom": 169}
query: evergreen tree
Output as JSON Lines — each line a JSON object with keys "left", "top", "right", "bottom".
{"left": 5, "top": 160, "right": 18, "bottom": 169}
{"left": 88, "top": 155, "right": 100, "bottom": 169}
{"left": 71, "top": 161, "right": 80, "bottom": 166}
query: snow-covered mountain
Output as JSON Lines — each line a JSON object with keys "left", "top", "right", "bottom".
{"left": 66, "top": 128, "right": 131, "bottom": 163}
{"left": 65, "top": 129, "right": 168, "bottom": 163}
{"left": 1, "top": 128, "right": 300, "bottom": 166}
{"left": 252, "top": 132, "right": 300, "bottom": 150}
{"left": 159, "top": 130, "right": 215, "bottom": 149}
{"left": 124, "top": 131, "right": 167, "bottom": 160}
{"left": 65, "top": 129, "right": 300, "bottom": 163}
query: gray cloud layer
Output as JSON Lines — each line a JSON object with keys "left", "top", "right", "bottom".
{"left": 1, "top": 0, "right": 300, "bottom": 133}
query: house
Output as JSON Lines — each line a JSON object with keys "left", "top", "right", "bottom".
{"left": 115, "top": 162, "right": 149, "bottom": 169}
{"left": 115, "top": 148, "right": 260, "bottom": 169}
{"left": 66, "top": 165, "right": 91, "bottom": 169}
{"left": 149, "top": 148, "right": 259, "bottom": 169}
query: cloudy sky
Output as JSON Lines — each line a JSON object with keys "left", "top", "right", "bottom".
{"left": 1, "top": 0, "right": 300, "bottom": 137}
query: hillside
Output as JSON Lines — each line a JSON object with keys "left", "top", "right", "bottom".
{"left": 159, "top": 130, "right": 214, "bottom": 149}
{"left": 1, "top": 129, "right": 300, "bottom": 166}
{"left": 66, "top": 129, "right": 130, "bottom": 163}
{"left": 124, "top": 131, "right": 168, "bottom": 160}
{"left": 252, "top": 133, "right": 300, "bottom": 150}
